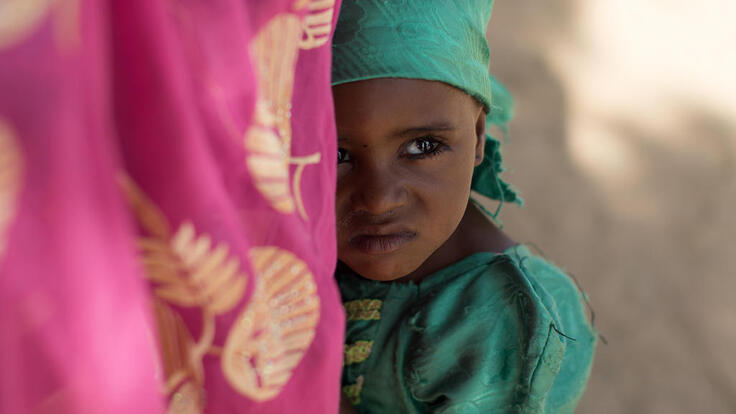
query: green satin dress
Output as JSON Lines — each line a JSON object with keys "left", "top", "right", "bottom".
{"left": 337, "top": 245, "right": 597, "bottom": 414}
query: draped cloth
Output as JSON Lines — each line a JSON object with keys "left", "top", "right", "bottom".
{"left": 0, "top": 0, "right": 344, "bottom": 412}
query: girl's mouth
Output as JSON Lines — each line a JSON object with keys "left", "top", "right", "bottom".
{"left": 348, "top": 232, "right": 417, "bottom": 255}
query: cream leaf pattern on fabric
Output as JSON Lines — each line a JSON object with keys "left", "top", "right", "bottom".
{"left": 245, "top": 14, "right": 301, "bottom": 215}
{"left": 222, "top": 246, "right": 320, "bottom": 401}
{"left": 120, "top": 175, "right": 249, "bottom": 413}
{"left": 299, "top": 0, "right": 336, "bottom": 50}
{"left": 0, "top": 0, "right": 79, "bottom": 51}
{"left": 245, "top": 9, "right": 322, "bottom": 220}
{"left": 0, "top": 0, "right": 49, "bottom": 49}
{"left": 0, "top": 119, "right": 22, "bottom": 260}
{"left": 121, "top": 175, "right": 319, "bottom": 406}
{"left": 152, "top": 298, "right": 203, "bottom": 397}
{"left": 121, "top": 175, "right": 247, "bottom": 315}
{"left": 167, "top": 381, "right": 205, "bottom": 414}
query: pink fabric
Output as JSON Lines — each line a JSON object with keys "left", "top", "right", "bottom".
{"left": 0, "top": 0, "right": 344, "bottom": 412}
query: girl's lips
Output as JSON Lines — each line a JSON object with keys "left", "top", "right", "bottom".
{"left": 348, "top": 231, "right": 417, "bottom": 255}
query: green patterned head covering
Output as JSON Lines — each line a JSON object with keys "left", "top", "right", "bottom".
{"left": 332, "top": 0, "right": 522, "bottom": 215}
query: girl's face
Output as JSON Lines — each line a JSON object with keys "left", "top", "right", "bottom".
{"left": 334, "top": 79, "right": 486, "bottom": 281}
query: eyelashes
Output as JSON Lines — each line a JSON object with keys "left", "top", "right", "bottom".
{"left": 337, "top": 136, "right": 449, "bottom": 164}
{"left": 403, "top": 136, "right": 447, "bottom": 159}
{"left": 338, "top": 147, "right": 351, "bottom": 164}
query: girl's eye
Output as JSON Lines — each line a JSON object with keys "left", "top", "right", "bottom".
{"left": 338, "top": 148, "right": 351, "bottom": 164}
{"left": 405, "top": 137, "right": 443, "bottom": 157}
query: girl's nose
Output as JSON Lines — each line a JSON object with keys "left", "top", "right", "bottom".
{"left": 351, "top": 165, "right": 408, "bottom": 216}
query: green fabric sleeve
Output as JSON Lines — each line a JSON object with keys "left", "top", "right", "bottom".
{"left": 512, "top": 253, "right": 598, "bottom": 413}
{"left": 403, "top": 257, "right": 565, "bottom": 413}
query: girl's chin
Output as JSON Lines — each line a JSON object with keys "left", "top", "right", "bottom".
{"left": 340, "top": 256, "right": 423, "bottom": 282}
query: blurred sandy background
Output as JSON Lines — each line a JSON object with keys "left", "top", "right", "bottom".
{"left": 486, "top": 1, "right": 736, "bottom": 413}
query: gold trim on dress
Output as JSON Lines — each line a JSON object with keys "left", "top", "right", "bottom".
{"left": 344, "top": 340, "right": 373, "bottom": 365}
{"left": 342, "top": 375, "right": 364, "bottom": 406}
{"left": 344, "top": 299, "right": 382, "bottom": 321}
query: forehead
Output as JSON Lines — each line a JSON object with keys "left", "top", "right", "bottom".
{"left": 332, "top": 79, "right": 478, "bottom": 135}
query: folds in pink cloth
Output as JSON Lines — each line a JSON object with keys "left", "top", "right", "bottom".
{"left": 0, "top": 0, "right": 343, "bottom": 412}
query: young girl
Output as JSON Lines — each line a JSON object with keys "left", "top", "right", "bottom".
{"left": 332, "top": 1, "right": 597, "bottom": 413}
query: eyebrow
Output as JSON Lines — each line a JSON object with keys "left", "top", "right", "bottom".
{"left": 337, "top": 122, "right": 456, "bottom": 143}
{"left": 393, "top": 122, "right": 455, "bottom": 137}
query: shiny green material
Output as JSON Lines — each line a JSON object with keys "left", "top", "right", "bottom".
{"left": 332, "top": 0, "right": 521, "bottom": 207}
{"left": 337, "top": 246, "right": 597, "bottom": 413}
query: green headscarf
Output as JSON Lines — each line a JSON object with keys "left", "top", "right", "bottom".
{"left": 332, "top": 0, "right": 522, "bottom": 216}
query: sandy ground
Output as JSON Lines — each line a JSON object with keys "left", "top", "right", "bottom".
{"left": 486, "top": 1, "right": 736, "bottom": 413}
